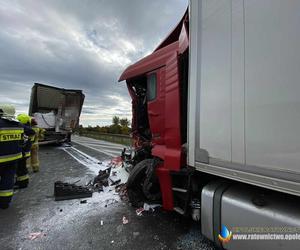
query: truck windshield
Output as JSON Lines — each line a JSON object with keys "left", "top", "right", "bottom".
{"left": 147, "top": 73, "right": 157, "bottom": 101}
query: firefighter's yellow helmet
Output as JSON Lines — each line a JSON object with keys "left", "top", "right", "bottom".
{"left": 17, "top": 113, "right": 31, "bottom": 125}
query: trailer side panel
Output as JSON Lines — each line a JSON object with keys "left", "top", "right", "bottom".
{"left": 189, "top": 0, "right": 300, "bottom": 195}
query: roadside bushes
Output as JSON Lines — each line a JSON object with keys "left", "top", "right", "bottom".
{"left": 77, "top": 116, "right": 131, "bottom": 136}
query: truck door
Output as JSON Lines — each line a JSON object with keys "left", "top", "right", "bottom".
{"left": 147, "top": 68, "right": 165, "bottom": 145}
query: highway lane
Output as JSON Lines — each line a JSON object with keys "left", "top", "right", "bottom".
{"left": 72, "top": 135, "right": 126, "bottom": 157}
{"left": 0, "top": 143, "right": 215, "bottom": 250}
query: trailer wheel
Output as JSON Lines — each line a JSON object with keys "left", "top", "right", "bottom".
{"left": 127, "top": 159, "right": 161, "bottom": 207}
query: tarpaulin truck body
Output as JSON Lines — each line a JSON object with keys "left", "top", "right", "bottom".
{"left": 120, "top": 1, "right": 300, "bottom": 249}
{"left": 29, "top": 83, "right": 84, "bottom": 144}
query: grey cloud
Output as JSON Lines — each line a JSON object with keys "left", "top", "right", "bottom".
{"left": 0, "top": 0, "right": 188, "bottom": 126}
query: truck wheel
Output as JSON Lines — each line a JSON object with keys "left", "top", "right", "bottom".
{"left": 127, "top": 159, "right": 161, "bottom": 207}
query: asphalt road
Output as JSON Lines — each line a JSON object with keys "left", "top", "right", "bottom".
{"left": 0, "top": 136, "right": 216, "bottom": 250}
{"left": 72, "top": 135, "right": 125, "bottom": 157}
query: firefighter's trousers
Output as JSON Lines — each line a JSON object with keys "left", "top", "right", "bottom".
{"left": 26, "top": 144, "right": 39, "bottom": 172}
{"left": 16, "top": 158, "right": 29, "bottom": 188}
{"left": 0, "top": 161, "right": 16, "bottom": 209}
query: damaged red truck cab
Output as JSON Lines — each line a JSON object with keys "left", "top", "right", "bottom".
{"left": 119, "top": 12, "right": 189, "bottom": 210}
{"left": 120, "top": 2, "right": 300, "bottom": 249}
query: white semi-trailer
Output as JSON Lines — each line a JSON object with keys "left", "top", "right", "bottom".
{"left": 29, "top": 83, "right": 84, "bottom": 144}
{"left": 120, "top": 1, "right": 300, "bottom": 249}
{"left": 190, "top": 1, "right": 300, "bottom": 248}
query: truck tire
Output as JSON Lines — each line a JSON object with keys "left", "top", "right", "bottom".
{"left": 127, "top": 159, "right": 161, "bottom": 207}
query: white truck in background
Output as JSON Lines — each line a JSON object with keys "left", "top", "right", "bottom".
{"left": 29, "top": 83, "right": 85, "bottom": 144}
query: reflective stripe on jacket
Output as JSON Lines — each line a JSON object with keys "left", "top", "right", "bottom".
{"left": 0, "top": 152, "right": 23, "bottom": 163}
{"left": 24, "top": 151, "right": 31, "bottom": 158}
{"left": 0, "top": 189, "right": 14, "bottom": 197}
{"left": 0, "top": 118, "right": 24, "bottom": 164}
{"left": 16, "top": 174, "right": 29, "bottom": 181}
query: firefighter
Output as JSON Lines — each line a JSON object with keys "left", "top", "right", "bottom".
{"left": 15, "top": 113, "right": 35, "bottom": 188}
{"left": 26, "top": 117, "right": 44, "bottom": 172}
{"left": 0, "top": 104, "right": 24, "bottom": 209}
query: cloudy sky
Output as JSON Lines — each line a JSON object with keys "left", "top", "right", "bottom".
{"left": 0, "top": 0, "right": 187, "bottom": 126}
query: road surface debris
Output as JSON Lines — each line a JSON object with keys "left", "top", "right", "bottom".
{"left": 54, "top": 181, "right": 93, "bottom": 201}
{"left": 136, "top": 207, "right": 144, "bottom": 216}
{"left": 28, "top": 232, "right": 45, "bottom": 240}
{"left": 143, "top": 203, "right": 161, "bottom": 211}
{"left": 122, "top": 216, "right": 129, "bottom": 224}
{"left": 136, "top": 203, "right": 161, "bottom": 216}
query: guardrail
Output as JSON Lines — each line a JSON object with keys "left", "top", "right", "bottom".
{"left": 78, "top": 131, "right": 132, "bottom": 146}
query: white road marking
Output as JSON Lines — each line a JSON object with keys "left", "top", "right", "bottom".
{"left": 72, "top": 140, "right": 117, "bottom": 157}
{"left": 83, "top": 143, "right": 124, "bottom": 150}
{"left": 72, "top": 135, "right": 124, "bottom": 157}
{"left": 62, "top": 146, "right": 110, "bottom": 174}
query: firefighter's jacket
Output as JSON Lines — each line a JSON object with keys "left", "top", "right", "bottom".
{"left": 0, "top": 118, "right": 24, "bottom": 164}
{"left": 21, "top": 124, "right": 35, "bottom": 158}
{"left": 31, "top": 127, "right": 45, "bottom": 147}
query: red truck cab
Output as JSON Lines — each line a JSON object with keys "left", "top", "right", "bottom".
{"left": 120, "top": 3, "right": 300, "bottom": 249}
{"left": 119, "top": 11, "right": 189, "bottom": 211}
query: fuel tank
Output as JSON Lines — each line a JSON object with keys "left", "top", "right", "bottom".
{"left": 201, "top": 181, "right": 300, "bottom": 250}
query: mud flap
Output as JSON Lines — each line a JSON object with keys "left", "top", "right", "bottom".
{"left": 156, "top": 167, "right": 174, "bottom": 210}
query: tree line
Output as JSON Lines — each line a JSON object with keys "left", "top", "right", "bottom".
{"left": 77, "top": 116, "right": 131, "bottom": 135}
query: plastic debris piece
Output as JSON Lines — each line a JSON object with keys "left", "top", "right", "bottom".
{"left": 105, "top": 198, "right": 118, "bottom": 206}
{"left": 109, "top": 176, "right": 121, "bottom": 186}
{"left": 143, "top": 203, "right": 161, "bottom": 211}
{"left": 83, "top": 154, "right": 129, "bottom": 205}
{"left": 133, "top": 232, "right": 140, "bottom": 238}
{"left": 122, "top": 216, "right": 129, "bottom": 224}
{"left": 111, "top": 156, "right": 123, "bottom": 166}
{"left": 100, "top": 220, "right": 103, "bottom": 226}
{"left": 72, "top": 179, "right": 81, "bottom": 185}
{"left": 109, "top": 165, "right": 128, "bottom": 184}
{"left": 54, "top": 181, "right": 92, "bottom": 201}
{"left": 28, "top": 232, "right": 43, "bottom": 240}
{"left": 80, "top": 200, "right": 87, "bottom": 204}
{"left": 135, "top": 207, "right": 144, "bottom": 216}
{"left": 115, "top": 184, "right": 128, "bottom": 202}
